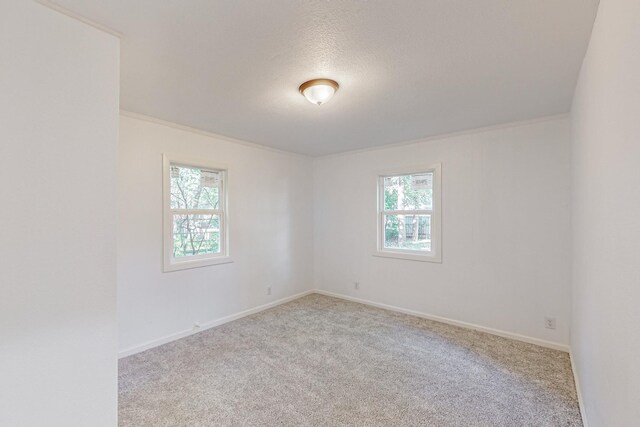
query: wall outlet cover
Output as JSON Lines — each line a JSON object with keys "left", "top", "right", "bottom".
{"left": 544, "top": 317, "right": 556, "bottom": 329}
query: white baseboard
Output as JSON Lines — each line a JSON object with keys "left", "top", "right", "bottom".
{"left": 314, "top": 289, "right": 570, "bottom": 353}
{"left": 570, "top": 351, "right": 589, "bottom": 427}
{"left": 119, "top": 288, "right": 570, "bottom": 357}
{"left": 118, "top": 290, "right": 314, "bottom": 358}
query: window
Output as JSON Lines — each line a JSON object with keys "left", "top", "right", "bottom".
{"left": 163, "top": 155, "right": 231, "bottom": 272}
{"left": 376, "top": 164, "right": 441, "bottom": 262}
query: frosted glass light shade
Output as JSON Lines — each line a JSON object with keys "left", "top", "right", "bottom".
{"left": 299, "top": 79, "right": 339, "bottom": 106}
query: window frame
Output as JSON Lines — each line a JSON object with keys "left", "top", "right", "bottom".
{"left": 374, "top": 163, "right": 442, "bottom": 263}
{"left": 162, "top": 154, "right": 232, "bottom": 272}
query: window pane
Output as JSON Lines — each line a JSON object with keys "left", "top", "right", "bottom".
{"left": 172, "top": 214, "right": 220, "bottom": 257}
{"left": 383, "top": 173, "right": 433, "bottom": 211}
{"left": 170, "top": 164, "right": 220, "bottom": 210}
{"left": 383, "top": 214, "right": 431, "bottom": 252}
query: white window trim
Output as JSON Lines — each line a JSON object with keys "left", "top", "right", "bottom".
{"left": 162, "top": 154, "right": 233, "bottom": 272}
{"left": 373, "top": 163, "right": 442, "bottom": 263}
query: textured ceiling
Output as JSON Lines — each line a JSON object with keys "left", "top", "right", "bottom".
{"left": 53, "top": 0, "right": 598, "bottom": 156}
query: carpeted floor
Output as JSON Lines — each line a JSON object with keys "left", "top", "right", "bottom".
{"left": 119, "top": 294, "right": 582, "bottom": 426}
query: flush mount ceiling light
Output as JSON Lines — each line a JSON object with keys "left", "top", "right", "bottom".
{"left": 299, "top": 79, "right": 339, "bottom": 106}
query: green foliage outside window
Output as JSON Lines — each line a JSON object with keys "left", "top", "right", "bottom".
{"left": 383, "top": 174, "right": 432, "bottom": 252}
{"left": 170, "top": 165, "right": 221, "bottom": 257}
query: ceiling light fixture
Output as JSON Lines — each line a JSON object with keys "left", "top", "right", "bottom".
{"left": 299, "top": 79, "right": 339, "bottom": 106}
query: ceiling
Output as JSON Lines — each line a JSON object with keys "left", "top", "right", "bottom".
{"left": 53, "top": 0, "right": 599, "bottom": 156}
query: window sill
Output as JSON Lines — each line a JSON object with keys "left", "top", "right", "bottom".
{"left": 163, "top": 256, "right": 233, "bottom": 273}
{"left": 372, "top": 251, "right": 441, "bottom": 263}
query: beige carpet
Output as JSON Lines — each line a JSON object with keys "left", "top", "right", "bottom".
{"left": 119, "top": 294, "right": 582, "bottom": 426}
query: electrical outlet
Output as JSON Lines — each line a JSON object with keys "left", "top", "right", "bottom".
{"left": 354, "top": 281, "right": 360, "bottom": 290}
{"left": 544, "top": 317, "right": 556, "bottom": 330}
{"left": 267, "top": 286, "right": 272, "bottom": 296}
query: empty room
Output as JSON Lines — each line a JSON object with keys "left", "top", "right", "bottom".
{"left": 2, "top": 0, "right": 639, "bottom": 426}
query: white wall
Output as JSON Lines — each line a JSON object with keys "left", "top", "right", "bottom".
{"left": 314, "top": 117, "right": 572, "bottom": 347}
{"left": 0, "top": 2, "right": 119, "bottom": 426}
{"left": 117, "top": 114, "right": 314, "bottom": 355}
{"left": 570, "top": 0, "right": 640, "bottom": 425}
